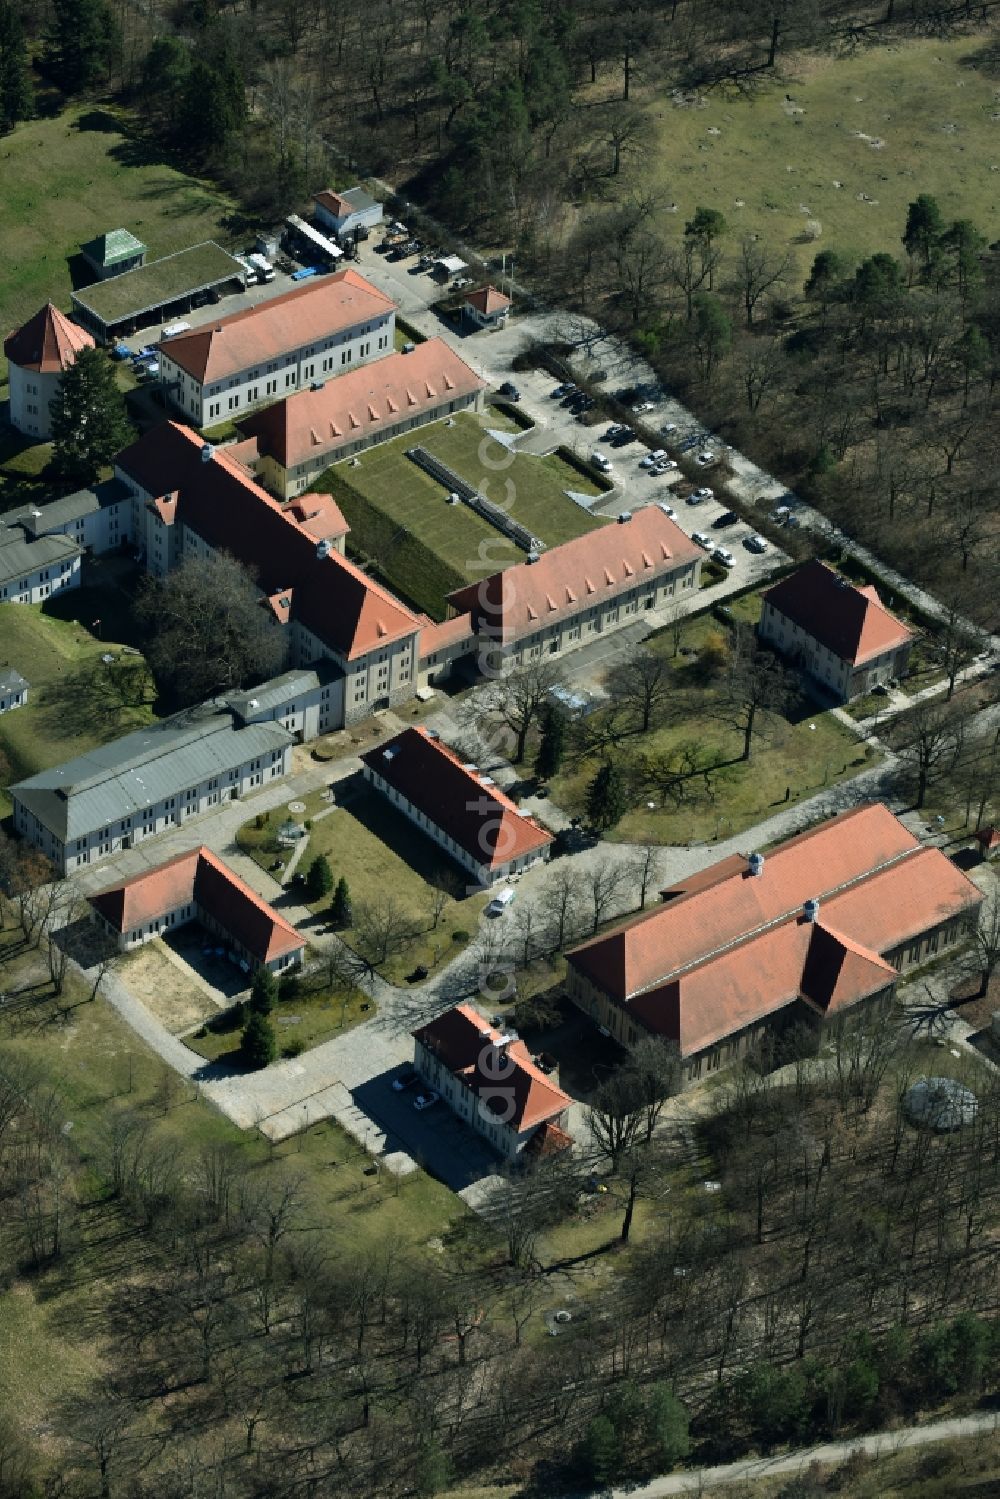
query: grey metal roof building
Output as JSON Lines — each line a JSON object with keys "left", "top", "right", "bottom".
{"left": 0, "top": 669, "right": 28, "bottom": 694}
{"left": 12, "top": 703, "right": 293, "bottom": 843}
{"left": 5, "top": 478, "right": 131, "bottom": 538}
{"left": 227, "top": 662, "right": 342, "bottom": 722}
{"left": 0, "top": 529, "right": 80, "bottom": 587}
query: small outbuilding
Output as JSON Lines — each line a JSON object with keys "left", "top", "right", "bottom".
{"left": 904, "top": 1075, "right": 978, "bottom": 1133}
{"left": 0, "top": 669, "right": 29, "bottom": 714}
{"left": 80, "top": 228, "right": 148, "bottom": 281}
{"left": 312, "top": 186, "right": 383, "bottom": 240}
{"left": 463, "top": 285, "right": 511, "bottom": 329}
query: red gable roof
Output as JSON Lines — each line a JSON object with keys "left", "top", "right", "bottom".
{"left": 447, "top": 508, "right": 700, "bottom": 644}
{"left": 117, "top": 421, "right": 419, "bottom": 660}
{"left": 466, "top": 285, "right": 511, "bottom": 316}
{"left": 4, "top": 303, "right": 94, "bottom": 374}
{"left": 568, "top": 803, "right": 982, "bottom": 1057}
{"left": 241, "top": 337, "right": 486, "bottom": 469}
{"left": 89, "top": 846, "right": 303, "bottom": 963}
{"left": 764, "top": 561, "right": 913, "bottom": 667}
{"left": 158, "top": 268, "right": 395, "bottom": 383}
{"left": 413, "top": 1003, "right": 570, "bottom": 1132}
{"left": 361, "top": 727, "right": 553, "bottom": 870}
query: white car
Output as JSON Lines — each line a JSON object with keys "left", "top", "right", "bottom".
{"left": 660, "top": 422, "right": 678, "bottom": 436}
{"left": 486, "top": 888, "right": 516, "bottom": 916}
{"left": 692, "top": 531, "right": 712, "bottom": 549}
{"left": 745, "top": 533, "right": 768, "bottom": 554}
{"left": 591, "top": 452, "right": 612, "bottom": 473}
{"left": 688, "top": 487, "right": 713, "bottom": 504}
{"left": 639, "top": 454, "right": 657, "bottom": 470}
{"left": 632, "top": 400, "right": 655, "bottom": 414}
{"left": 657, "top": 502, "right": 677, "bottom": 520}
{"left": 652, "top": 460, "right": 677, "bottom": 474}
{"left": 712, "top": 546, "right": 735, "bottom": 568}
{"left": 696, "top": 451, "right": 716, "bottom": 467}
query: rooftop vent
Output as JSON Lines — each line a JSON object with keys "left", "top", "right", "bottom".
{"left": 803, "top": 897, "right": 820, "bottom": 923}
{"left": 526, "top": 551, "right": 540, "bottom": 564}
{"left": 248, "top": 698, "right": 259, "bottom": 709}
{"left": 200, "top": 443, "right": 214, "bottom": 464}
{"left": 309, "top": 380, "right": 325, "bottom": 391}
{"left": 617, "top": 511, "right": 632, "bottom": 523}
{"left": 382, "top": 746, "right": 399, "bottom": 761}
{"left": 426, "top": 729, "right": 441, "bottom": 740}
{"left": 748, "top": 852, "right": 764, "bottom": 878}
{"left": 316, "top": 538, "right": 333, "bottom": 560}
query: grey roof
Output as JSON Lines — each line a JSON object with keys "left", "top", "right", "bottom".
{"left": 80, "top": 229, "right": 148, "bottom": 268}
{"left": 11, "top": 703, "right": 293, "bottom": 842}
{"left": 341, "top": 187, "right": 379, "bottom": 213}
{"left": 0, "top": 531, "right": 80, "bottom": 587}
{"left": 227, "top": 660, "right": 342, "bottom": 721}
{"left": 0, "top": 669, "right": 28, "bottom": 693}
{"left": 7, "top": 478, "right": 131, "bottom": 538}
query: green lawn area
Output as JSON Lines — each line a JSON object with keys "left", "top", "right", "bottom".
{"left": 0, "top": 590, "right": 157, "bottom": 817}
{"left": 328, "top": 408, "right": 606, "bottom": 578}
{"left": 184, "top": 973, "right": 373, "bottom": 1064}
{"left": 548, "top": 615, "right": 872, "bottom": 845}
{"left": 238, "top": 786, "right": 490, "bottom": 983}
{"left": 642, "top": 35, "right": 1000, "bottom": 284}
{"left": 0, "top": 103, "right": 235, "bottom": 382}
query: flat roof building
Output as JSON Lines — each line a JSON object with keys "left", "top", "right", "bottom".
{"left": 71, "top": 242, "right": 245, "bottom": 342}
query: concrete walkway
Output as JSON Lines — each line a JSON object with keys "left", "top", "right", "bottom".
{"left": 607, "top": 1411, "right": 1000, "bottom": 1497}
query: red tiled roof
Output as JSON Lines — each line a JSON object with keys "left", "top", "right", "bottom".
{"left": 466, "top": 285, "right": 511, "bottom": 316}
{"left": 362, "top": 727, "right": 553, "bottom": 870}
{"left": 568, "top": 803, "right": 982, "bottom": 1057}
{"left": 447, "top": 508, "right": 700, "bottom": 644}
{"left": 4, "top": 303, "right": 94, "bottom": 374}
{"left": 764, "top": 561, "right": 913, "bottom": 667}
{"left": 419, "top": 611, "right": 475, "bottom": 657}
{"left": 89, "top": 846, "right": 303, "bottom": 963}
{"left": 314, "top": 189, "right": 352, "bottom": 218}
{"left": 158, "top": 269, "right": 395, "bottom": 383}
{"left": 240, "top": 337, "right": 486, "bottom": 469}
{"left": 281, "top": 492, "right": 348, "bottom": 542}
{"left": 413, "top": 1003, "right": 570, "bottom": 1132}
{"left": 117, "top": 422, "right": 419, "bottom": 660}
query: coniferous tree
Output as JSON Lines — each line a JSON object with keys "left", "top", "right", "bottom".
{"left": 49, "top": 347, "right": 133, "bottom": 483}
{"left": 330, "top": 876, "right": 352, "bottom": 928}
{"left": 241, "top": 1011, "right": 276, "bottom": 1069}
{"left": 0, "top": 2, "right": 32, "bottom": 133}
{"left": 249, "top": 967, "right": 277, "bottom": 1016}
{"left": 586, "top": 760, "right": 628, "bottom": 831}
{"left": 534, "top": 704, "right": 566, "bottom": 782}
{"left": 305, "top": 854, "right": 333, "bottom": 903}
{"left": 46, "top": 0, "right": 118, "bottom": 93}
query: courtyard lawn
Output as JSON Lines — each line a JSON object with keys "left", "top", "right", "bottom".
{"left": 641, "top": 35, "right": 1000, "bottom": 285}
{"left": 238, "top": 786, "right": 490, "bottom": 984}
{"left": 548, "top": 615, "right": 871, "bottom": 845}
{"left": 0, "top": 104, "right": 235, "bottom": 383}
{"left": 0, "top": 592, "right": 157, "bottom": 817}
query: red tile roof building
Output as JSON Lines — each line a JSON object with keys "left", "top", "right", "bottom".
{"left": 566, "top": 803, "right": 982, "bottom": 1082}
{"left": 240, "top": 337, "right": 486, "bottom": 497}
{"left": 158, "top": 268, "right": 397, "bottom": 429}
{"left": 446, "top": 507, "right": 702, "bottom": 668}
{"left": 4, "top": 304, "right": 95, "bottom": 440}
{"left": 361, "top": 726, "right": 553, "bottom": 887}
{"left": 115, "top": 421, "right": 422, "bottom": 721}
{"left": 89, "top": 845, "right": 304, "bottom": 972}
{"left": 760, "top": 561, "right": 914, "bottom": 702}
{"left": 413, "top": 1003, "right": 571, "bottom": 1160}
{"left": 464, "top": 285, "right": 511, "bottom": 327}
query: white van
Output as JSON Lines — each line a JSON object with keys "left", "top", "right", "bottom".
{"left": 161, "top": 321, "right": 191, "bottom": 339}
{"left": 486, "top": 888, "right": 515, "bottom": 916}
{"left": 248, "top": 253, "right": 275, "bottom": 283}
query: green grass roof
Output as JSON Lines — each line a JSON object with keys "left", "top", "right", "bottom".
{"left": 71, "top": 241, "right": 242, "bottom": 329}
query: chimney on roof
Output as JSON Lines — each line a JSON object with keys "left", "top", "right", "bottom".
{"left": 316, "top": 538, "right": 332, "bottom": 560}
{"left": 526, "top": 551, "right": 540, "bottom": 564}
{"left": 803, "top": 897, "right": 820, "bottom": 923}
{"left": 748, "top": 852, "right": 764, "bottom": 878}
{"left": 617, "top": 511, "right": 632, "bottom": 523}
{"left": 200, "top": 443, "right": 214, "bottom": 463}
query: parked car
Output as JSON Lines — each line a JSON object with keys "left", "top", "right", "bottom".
{"left": 696, "top": 451, "right": 717, "bottom": 467}
{"left": 604, "top": 423, "right": 625, "bottom": 440}
{"left": 744, "top": 533, "right": 768, "bottom": 553}
{"left": 657, "top": 502, "right": 678, "bottom": 520}
{"left": 651, "top": 459, "right": 678, "bottom": 474}
{"left": 692, "top": 532, "right": 712, "bottom": 549}
{"left": 611, "top": 426, "right": 636, "bottom": 446}
{"left": 632, "top": 400, "right": 655, "bottom": 414}
{"left": 413, "top": 1092, "right": 440, "bottom": 1112}
{"left": 552, "top": 383, "right": 571, "bottom": 398}
{"left": 712, "top": 546, "right": 735, "bottom": 568}
{"left": 498, "top": 381, "right": 521, "bottom": 400}
{"left": 639, "top": 454, "right": 657, "bottom": 470}
{"left": 713, "top": 511, "right": 738, "bottom": 528}
{"left": 486, "top": 887, "right": 516, "bottom": 916}
{"left": 688, "top": 487, "right": 714, "bottom": 504}
{"left": 591, "top": 452, "right": 612, "bottom": 473}
{"left": 678, "top": 434, "right": 699, "bottom": 453}
{"left": 392, "top": 1068, "right": 420, "bottom": 1092}
{"left": 660, "top": 422, "right": 678, "bottom": 436}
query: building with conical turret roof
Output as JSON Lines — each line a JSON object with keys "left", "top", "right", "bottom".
{"left": 3, "top": 303, "right": 95, "bottom": 439}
